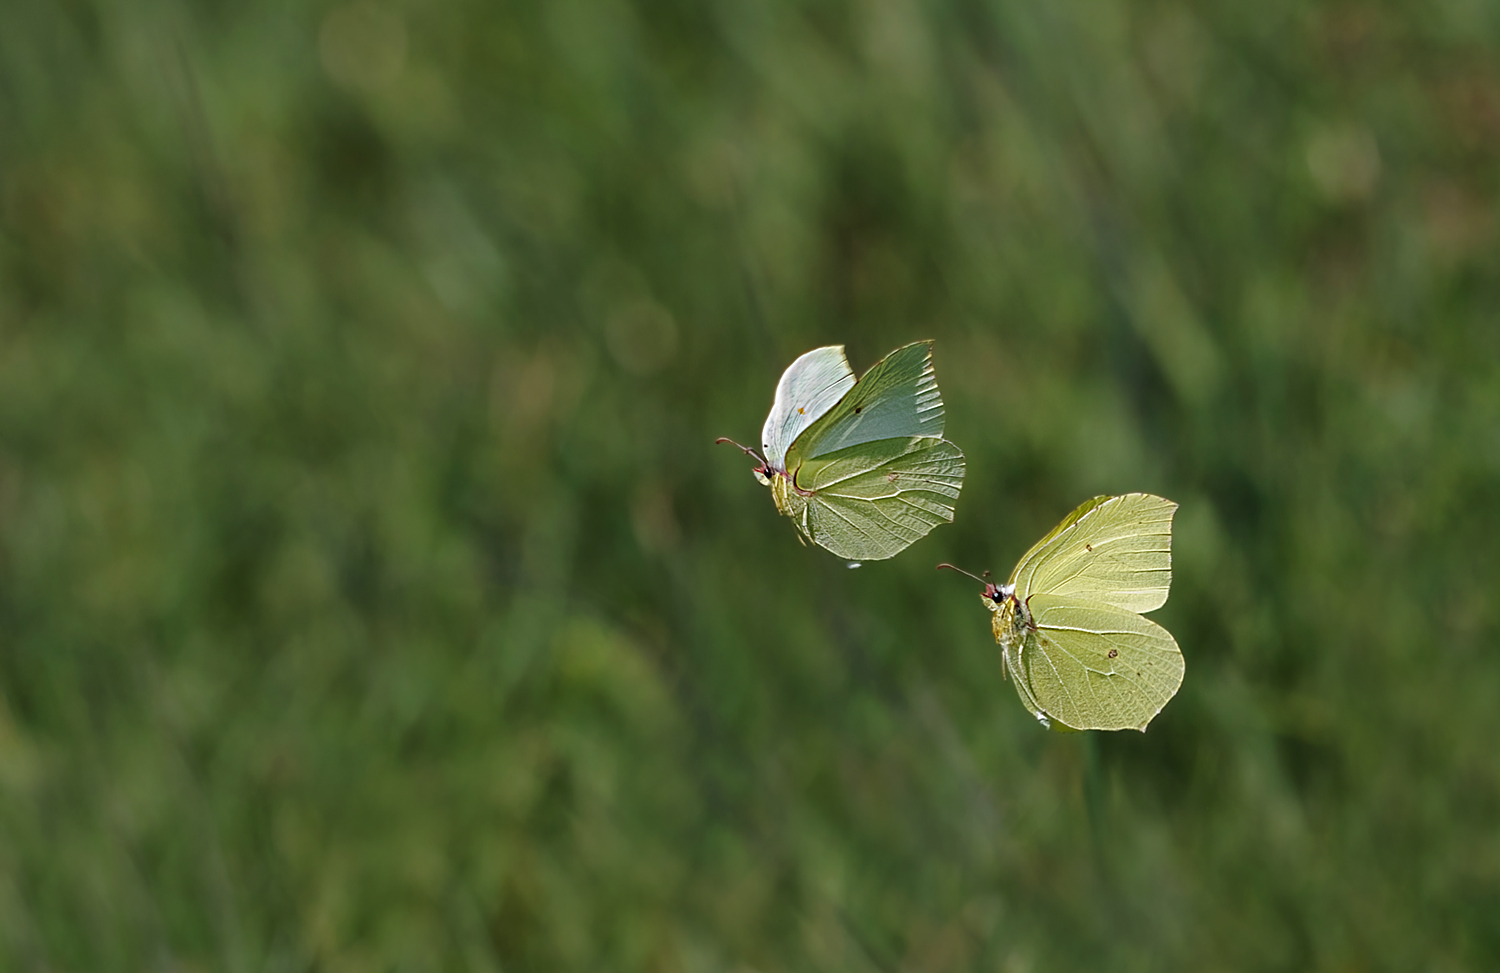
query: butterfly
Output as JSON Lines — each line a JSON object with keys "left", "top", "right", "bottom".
{"left": 939, "top": 493, "right": 1185, "bottom": 731}
{"left": 718, "top": 341, "right": 966, "bottom": 561}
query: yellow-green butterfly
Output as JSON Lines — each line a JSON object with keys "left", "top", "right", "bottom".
{"left": 718, "top": 341, "right": 966, "bottom": 561}
{"left": 939, "top": 493, "right": 1184, "bottom": 731}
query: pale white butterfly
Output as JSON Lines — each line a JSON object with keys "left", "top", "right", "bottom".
{"left": 719, "top": 341, "right": 966, "bottom": 560}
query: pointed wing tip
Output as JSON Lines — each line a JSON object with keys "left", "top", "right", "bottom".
{"left": 871, "top": 339, "right": 936, "bottom": 364}
{"left": 1134, "top": 703, "right": 1175, "bottom": 732}
{"left": 1123, "top": 492, "right": 1180, "bottom": 517}
{"left": 781, "top": 345, "right": 850, "bottom": 369}
{"left": 888, "top": 338, "right": 937, "bottom": 362}
{"left": 781, "top": 344, "right": 852, "bottom": 376}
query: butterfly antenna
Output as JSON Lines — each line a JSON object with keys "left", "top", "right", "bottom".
{"left": 714, "top": 437, "right": 764, "bottom": 462}
{"left": 936, "top": 563, "right": 990, "bottom": 585}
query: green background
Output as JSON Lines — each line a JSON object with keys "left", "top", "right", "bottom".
{"left": 3, "top": 0, "right": 1499, "bottom": 969}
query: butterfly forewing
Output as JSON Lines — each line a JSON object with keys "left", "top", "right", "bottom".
{"left": 789, "top": 341, "right": 946, "bottom": 464}
{"left": 761, "top": 346, "right": 856, "bottom": 470}
{"left": 1009, "top": 493, "right": 1177, "bottom": 614}
{"left": 1017, "top": 594, "right": 1184, "bottom": 731}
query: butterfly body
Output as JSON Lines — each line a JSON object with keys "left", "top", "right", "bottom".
{"left": 973, "top": 582, "right": 1047, "bottom": 725}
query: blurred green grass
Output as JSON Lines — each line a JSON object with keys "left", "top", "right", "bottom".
{"left": 3, "top": 0, "right": 1500, "bottom": 969}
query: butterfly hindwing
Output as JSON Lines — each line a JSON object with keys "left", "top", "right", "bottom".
{"left": 1016, "top": 593, "right": 1184, "bottom": 732}
{"left": 774, "top": 437, "right": 965, "bottom": 561}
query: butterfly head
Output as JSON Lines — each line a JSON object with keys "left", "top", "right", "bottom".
{"left": 981, "top": 581, "right": 1017, "bottom": 615}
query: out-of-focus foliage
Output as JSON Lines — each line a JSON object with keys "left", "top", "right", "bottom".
{"left": 2, "top": 0, "right": 1499, "bottom": 969}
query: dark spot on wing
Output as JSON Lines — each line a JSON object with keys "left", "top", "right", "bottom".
{"left": 1108, "top": 648, "right": 1118, "bottom": 658}
{"left": 1085, "top": 543, "right": 1093, "bottom": 552}
{"left": 854, "top": 405, "right": 863, "bottom": 413}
